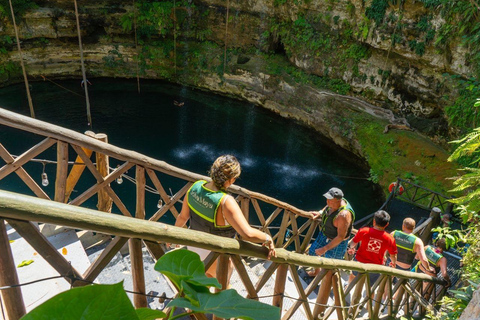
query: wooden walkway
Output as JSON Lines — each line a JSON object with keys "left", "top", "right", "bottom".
{"left": 0, "top": 107, "right": 449, "bottom": 320}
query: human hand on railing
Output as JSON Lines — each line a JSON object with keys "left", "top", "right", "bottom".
{"left": 166, "top": 243, "right": 181, "bottom": 249}
{"left": 310, "top": 210, "right": 322, "bottom": 220}
{"left": 262, "top": 235, "right": 276, "bottom": 259}
{"left": 347, "top": 246, "right": 356, "bottom": 255}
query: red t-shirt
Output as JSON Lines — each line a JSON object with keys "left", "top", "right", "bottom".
{"left": 352, "top": 227, "right": 397, "bottom": 265}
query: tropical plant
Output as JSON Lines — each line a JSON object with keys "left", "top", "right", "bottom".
{"left": 427, "top": 109, "right": 480, "bottom": 319}
{"left": 20, "top": 249, "right": 279, "bottom": 320}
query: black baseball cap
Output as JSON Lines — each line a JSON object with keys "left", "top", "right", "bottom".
{"left": 323, "top": 187, "right": 344, "bottom": 199}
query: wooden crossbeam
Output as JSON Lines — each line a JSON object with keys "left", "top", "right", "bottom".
{"left": 255, "top": 262, "right": 278, "bottom": 293}
{"left": 83, "top": 236, "right": 128, "bottom": 282}
{"left": 149, "top": 182, "right": 191, "bottom": 222}
{"left": 282, "top": 268, "right": 327, "bottom": 320}
{"left": 143, "top": 240, "right": 166, "bottom": 261}
{"left": 0, "top": 138, "right": 56, "bottom": 180}
{"left": 146, "top": 169, "right": 180, "bottom": 218}
{"left": 275, "top": 209, "right": 288, "bottom": 247}
{"left": 231, "top": 254, "right": 258, "bottom": 300}
{"left": 264, "top": 207, "right": 283, "bottom": 230}
{"left": 288, "top": 265, "right": 314, "bottom": 320}
{"left": 288, "top": 212, "right": 301, "bottom": 252}
{"left": 7, "top": 219, "right": 83, "bottom": 285}
{"left": 251, "top": 199, "right": 271, "bottom": 238}
{"left": 0, "top": 143, "right": 50, "bottom": 200}
{"left": 69, "top": 145, "right": 134, "bottom": 217}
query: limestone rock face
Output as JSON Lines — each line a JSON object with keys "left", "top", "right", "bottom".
{"left": 459, "top": 289, "right": 480, "bottom": 320}
{"left": 0, "top": 0, "right": 472, "bottom": 141}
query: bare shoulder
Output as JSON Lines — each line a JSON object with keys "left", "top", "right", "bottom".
{"left": 338, "top": 209, "right": 352, "bottom": 222}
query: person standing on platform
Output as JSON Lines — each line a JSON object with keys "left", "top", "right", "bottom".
{"left": 172, "top": 155, "right": 275, "bottom": 279}
{"left": 392, "top": 218, "right": 433, "bottom": 272}
{"left": 306, "top": 187, "right": 355, "bottom": 318}
{"left": 347, "top": 210, "right": 398, "bottom": 285}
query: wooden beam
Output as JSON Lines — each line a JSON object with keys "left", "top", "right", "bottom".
{"left": 240, "top": 196, "right": 249, "bottom": 220}
{"left": 0, "top": 191, "right": 448, "bottom": 284}
{"left": 0, "top": 138, "right": 56, "bottom": 180}
{"left": 6, "top": 219, "right": 83, "bottom": 285}
{"left": 272, "top": 264, "right": 288, "bottom": 310}
{"left": 129, "top": 238, "right": 147, "bottom": 307}
{"left": 0, "top": 220, "right": 26, "bottom": 319}
{"left": 146, "top": 169, "right": 180, "bottom": 218}
{"left": 216, "top": 254, "right": 230, "bottom": 292}
{"left": 95, "top": 134, "right": 113, "bottom": 213}
{"left": 288, "top": 212, "right": 301, "bottom": 252}
{"left": 275, "top": 209, "right": 288, "bottom": 247}
{"left": 64, "top": 131, "right": 95, "bottom": 202}
{"left": 129, "top": 165, "right": 147, "bottom": 308}
{"left": 149, "top": 182, "right": 191, "bottom": 222}
{"left": 251, "top": 199, "right": 271, "bottom": 237}
{"left": 314, "top": 269, "right": 333, "bottom": 318}
{"left": 255, "top": 262, "right": 278, "bottom": 293}
{"left": 288, "top": 264, "right": 314, "bottom": 320}
{"left": 282, "top": 268, "right": 327, "bottom": 320}
{"left": 230, "top": 255, "right": 258, "bottom": 300}
{"left": 299, "top": 220, "right": 318, "bottom": 253}
{"left": 0, "top": 143, "right": 50, "bottom": 200}
{"left": 54, "top": 141, "right": 69, "bottom": 202}
{"left": 83, "top": 236, "right": 128, "bottom": 283}
{"left": 143, "top": 240, "right": 165, "bottom": 261}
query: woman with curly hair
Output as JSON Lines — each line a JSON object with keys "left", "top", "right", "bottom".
{"left": 174, "top": 154, "right": 275, "bottom": 278}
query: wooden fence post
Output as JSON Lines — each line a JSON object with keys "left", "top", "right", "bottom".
{"left": 419, "top": 207, "right": 441, "bottom": 246}
{"left": 95, "top": 133, "right": 112, "bottom": 213}
{"left": 272, "top": 264, "right": 287, "bottom": 311}
{"left": 64, "top": 131, "right": 95, "bottom": 202}
{"left": 0, "top": 220, "right": 26, "bottom": 320}
{"left": 129, "top": 165, "right": 147, "bottom": 308}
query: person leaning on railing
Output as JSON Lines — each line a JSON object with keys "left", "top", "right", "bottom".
{"left": 171, "top": 154, "right": 275, "bottom": 278}
{"left": 413, "top": 238, "right": 451, "bottom": 288}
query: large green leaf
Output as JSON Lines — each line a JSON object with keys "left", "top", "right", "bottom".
{"left": 154, "top": 249, "right": 220, "bottom": 290}
{"left": 167, "top": 289, "right": 280, "bottom": 320}
{"left": 21, "top": 283, "right": 139, "bottom": 320}
{"left": 135, "top": 308, "right": 166, "bottom": 320}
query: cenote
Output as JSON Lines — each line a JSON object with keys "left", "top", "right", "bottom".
{"left": 0, "top": 78, "right": 383, "bottom": 223}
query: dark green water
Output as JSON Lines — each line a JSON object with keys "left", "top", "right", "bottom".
{"left": 0, "top": 78, "right": 383, "bottom": 223}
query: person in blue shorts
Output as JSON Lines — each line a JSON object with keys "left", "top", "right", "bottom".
{"left": 306, "top": 187, "right": 355, "bottom": 317}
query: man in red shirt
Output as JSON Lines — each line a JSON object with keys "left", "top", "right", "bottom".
{"left": 347, "top": 210, "right": 397, "bottom": 284}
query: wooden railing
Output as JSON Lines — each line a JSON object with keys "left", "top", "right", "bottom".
{"left": 0, "top": 191, "right": 446, "bottom": 320}
{"left": 0, "top": 108, "right": 448, "bottom": 320}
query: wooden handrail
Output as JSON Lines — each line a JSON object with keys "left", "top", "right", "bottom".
{"left": 0, "top": 189, "right": 445, "bottom": 284}
{"left": 0, "top": 108, "right": 313, "bottom": 218}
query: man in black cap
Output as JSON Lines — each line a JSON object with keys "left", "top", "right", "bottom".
{"left": 307, "top": 187, "right": 355, "bottom": 274}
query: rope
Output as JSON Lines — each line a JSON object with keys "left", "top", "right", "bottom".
{"left": 73, "top": 0, "right": 92, "bottom": 128}
{"left": 40, "top": 75, "right": 85, "bottom": 98}
{"left": 133, "top": 0, "right": 140, "bottom": 93}
{"left": 8, "top": 0, "right": 35, "bottom": 118}
{"left": 0, "top": 273, "right": 415, "bottom": 311}
{"left": 223, "top": 0, "right": 229, "bottom": 76}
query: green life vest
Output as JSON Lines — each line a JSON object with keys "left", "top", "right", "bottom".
{"left": 187, "top": 180, "right": 236, "bottom": 238}
{"left": 321, "top": 198, "right": 355, "bottom": 239}
{"left": 393, "top": 230, "right": 418, "bottom": 265}
{"left": 425, "top": 246, "right": 443, "bottom": 271}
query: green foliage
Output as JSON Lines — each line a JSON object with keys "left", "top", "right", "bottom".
{"left": 0, "top": 0, "right": 37, "bottom": 20}
{"left": 368, "top": 169, "right": 380, "bottom": 183}
{"left": 444, "top": 76, "right": 480, "bottom": 132}
{"left": 365, "top": 0, "right": 391, "bottom": 25}
{"left": 431, "top": 226, "right": 465, "bottom": 249}
{"left": 21, "top": 250, "right": 278, "bottom": 320}
{"left": 430, "top": 115, "right": 480, "bottom": 319}
{"left": 20, "top": 282, "right": 166, "bottom": 320}
{"left": 156, "top": 249, "right": 280, "bottom": 320}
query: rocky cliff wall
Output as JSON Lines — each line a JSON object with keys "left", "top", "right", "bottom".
{"left": 0, "top": 0, "right": 463, "bottom": 192}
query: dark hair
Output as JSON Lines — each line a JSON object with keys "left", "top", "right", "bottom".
{"left": 374, "top": 210, "right": 390, "bottom": 228}
{"left": 209, "top": 155, "right": 241, "bottom": 190}
{"left": 436, "top": 238, "right": 447, "bottom": 251}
